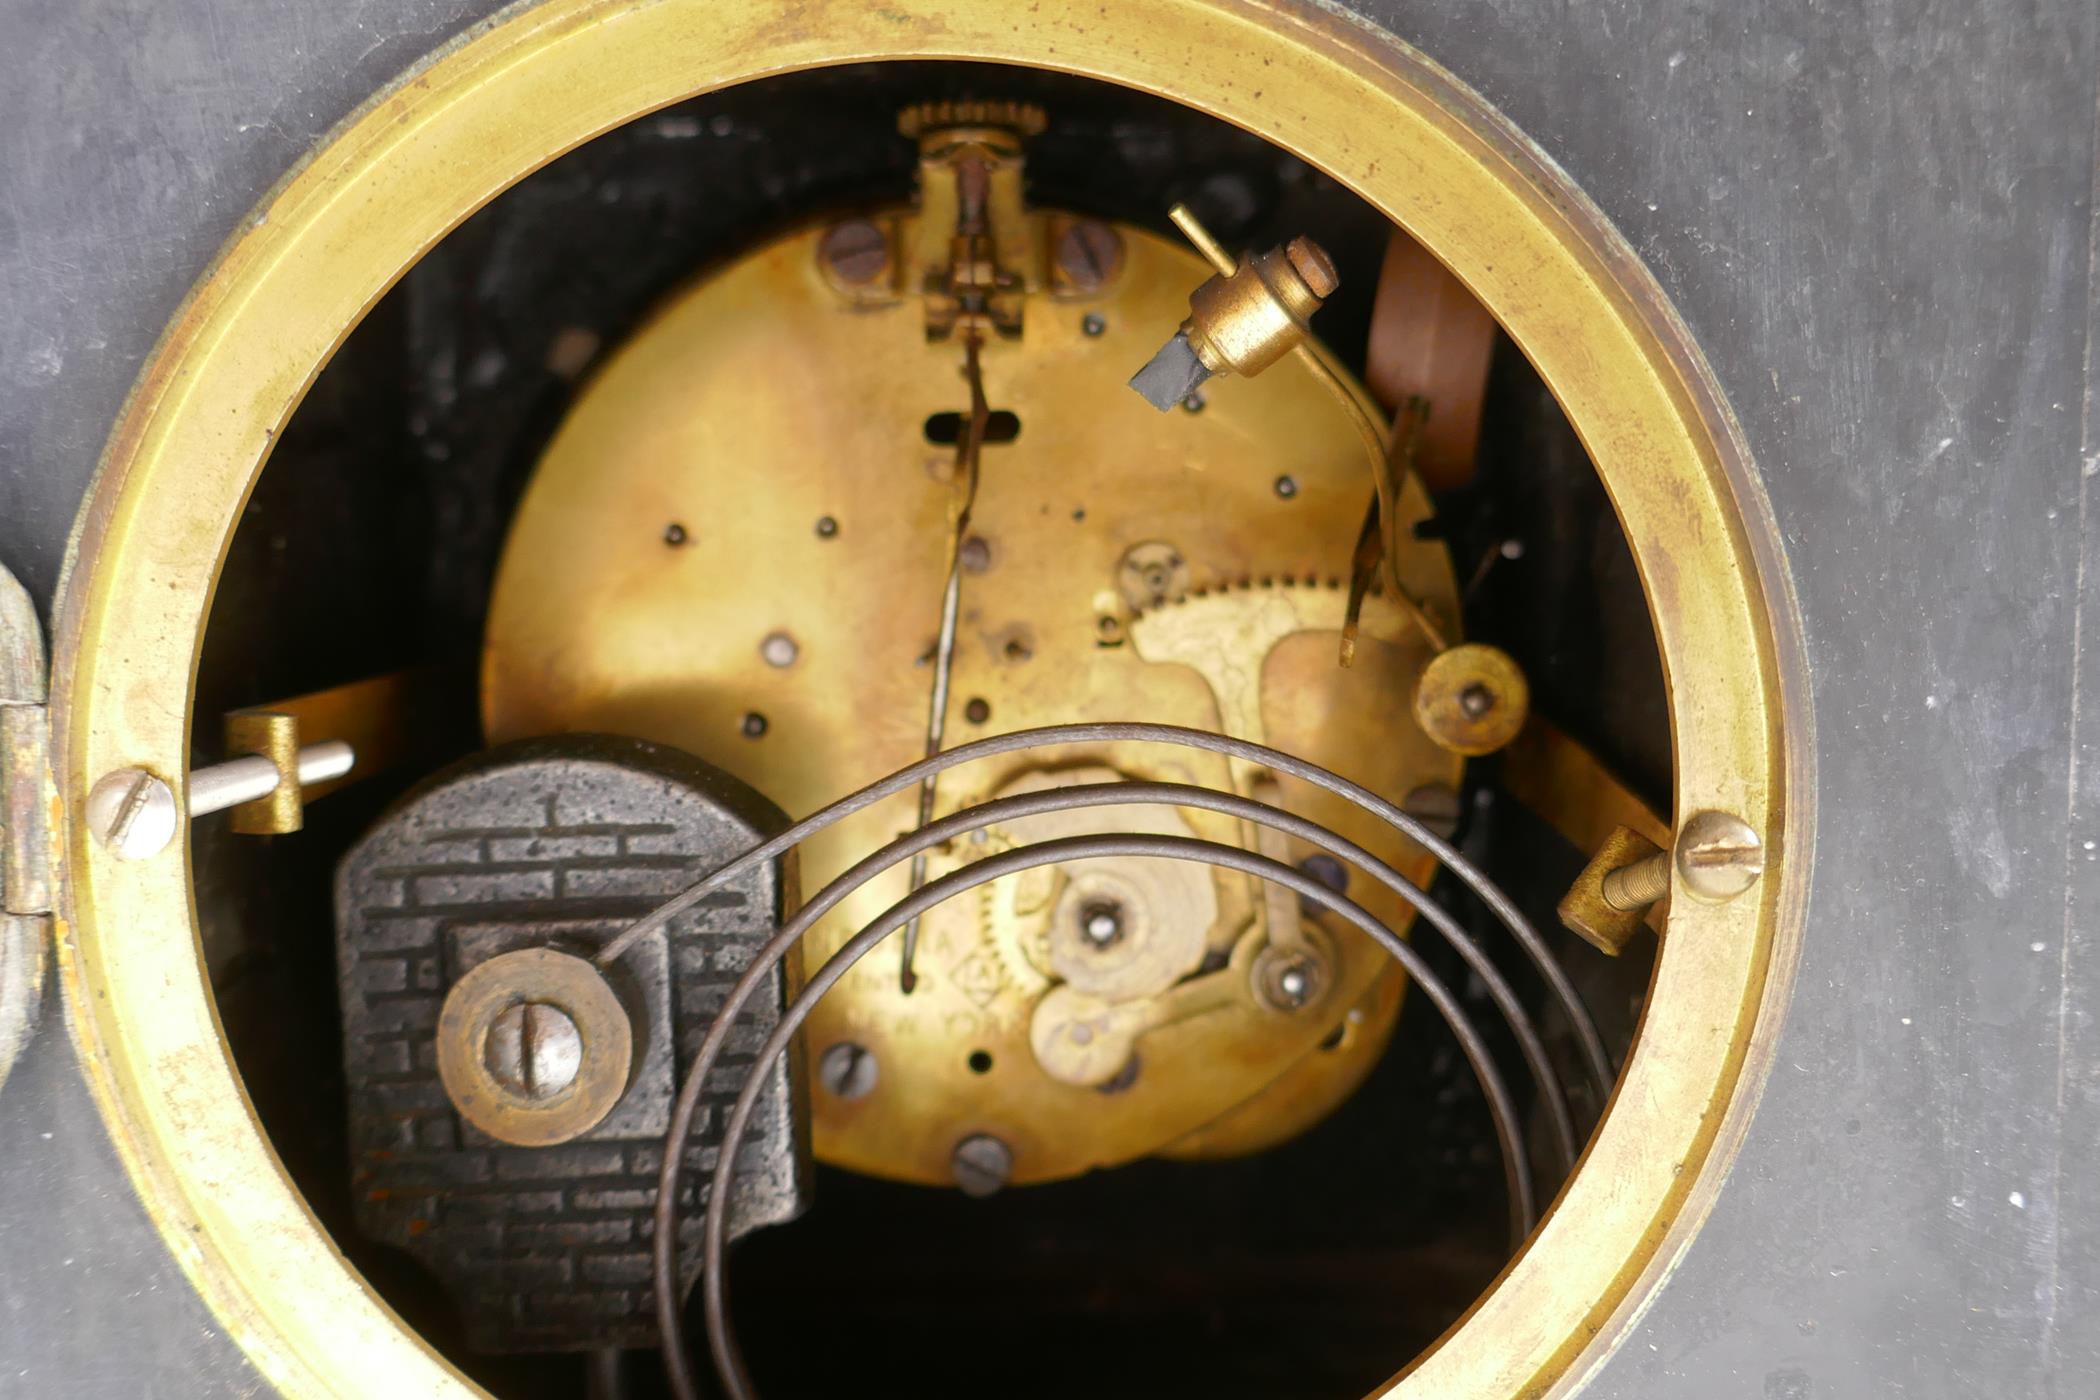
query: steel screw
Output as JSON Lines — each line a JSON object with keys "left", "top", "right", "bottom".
{"left": 815, "top": 515, "right": 840, "bottom": 539}
{"left": 1080, "top": 900, "right": 1126, "bottom": 949}
{"left": 741, "top": 712, "right": 769, "bottom": 739}
{"left": 761, "top": 632, "right": 799, "bottom": 668}
{"left": 85, "top": 767, "right": 178, "bottom": 860}
{"left": 1676, "top": 810, "right": 1765, "bottom": 901}
{"left": 1601, "top": 852, "right": 1671, "bottom": 911}
{"left": 1056, "top": 220, "right": 1124, "bottom": 292}
{"left": 1459, "top": 683, "right": 1496, "bottom": 718}
{"left": 952, "top": 1133, "right": 1014, "bottom": 1198}
{"left": 818, "top": 1041, "right": 879, "bottom": 1100}
{"left": 820, "top": 219, "right": 890, "bottom": 286}
{"left": 1297, "top": 854, "right": 1349, "bottom": 895}
{"left": 482, "top": 1001, "right": 583, "bottom": 1100}
{"left": 959, "top": 536, "right": 993, "bottom": 574}
{"left": 1256, "top": 947, "right": 1325, "bottom": 1012}
{"left": 1082, "top": 312, "right": 1108, "bottom": 337}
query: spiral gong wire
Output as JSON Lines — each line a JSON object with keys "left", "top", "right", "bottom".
{"left": 589, "top": 723, "right": 1614, "bottom": 1400}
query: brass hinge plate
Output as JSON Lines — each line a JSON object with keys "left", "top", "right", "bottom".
{"left": 1, "top": 561, "right": 52, "bottom": 917}
{"left": 0, "top": 561, "right": 51, "bottom": 1091}
{"left": 2, "top": 702, "right": 53, "bottom": 916}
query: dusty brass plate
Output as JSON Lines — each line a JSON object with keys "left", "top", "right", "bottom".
{"left": 481, "top": 216, "right": 1463, "bottom": 1185}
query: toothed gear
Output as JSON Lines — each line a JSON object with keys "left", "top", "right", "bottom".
{"left": 974, "top": 766, "right": 1216, "bottom": 1000}
{"left": 1128, "top": 570, "right": 1416, "bottom": 650}
{"left": 1133, "top": 572, "right": 1350, "bottom": 617}
{"left": 972, "top": 828, "right": 1055, "bottom": 993}
{"left": 897, "top": 100, "right": 1049, "bottom": 139}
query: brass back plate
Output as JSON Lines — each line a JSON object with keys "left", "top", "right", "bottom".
{"left": 481, "top": 217, "right": 1462, "bottom": 1185}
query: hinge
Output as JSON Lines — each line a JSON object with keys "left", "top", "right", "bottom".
{"left": 0, "top": 562, "right": 50, "bottom": 1091}
{"left": 1, "top": 561, "right": 51, "bottom": 918}
{"left": 2, "top": 700, "right": 53, "bottom": 917}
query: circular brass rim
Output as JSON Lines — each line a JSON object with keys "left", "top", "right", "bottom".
{"left": 433, "top": 948, "right": 635, "bottom": 1148}
{"left": 47, "top": 2, "right": 1807, "bottom": 1397}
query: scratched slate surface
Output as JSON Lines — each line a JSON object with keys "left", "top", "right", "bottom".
{"left": 1, "top": 1, "right": 2096, "bottom": 1397}
{"left": 1351, "top": 2, "right": 2100, "bottom": 1396}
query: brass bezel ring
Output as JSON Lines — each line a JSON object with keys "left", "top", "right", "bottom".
{"left": 433, "top": 948, "right": 635, "bottom": 1149}
{"left": 47, "top": 1, "right": 1809, "bottom": 1396}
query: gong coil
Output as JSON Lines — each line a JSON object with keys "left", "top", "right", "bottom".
{"left": 589, "top": 720, "right": 1615, "bottom": 1400}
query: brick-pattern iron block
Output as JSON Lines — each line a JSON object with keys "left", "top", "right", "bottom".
{"left": 335, "top": 734, "right": 807, "bottom": 1352}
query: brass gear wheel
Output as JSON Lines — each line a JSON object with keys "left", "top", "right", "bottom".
{"left": 974, "top": 766, "right": 1218, "bottom": 1002}
{"left": 896, "top": 99, "right": 1049, "bottom": 138}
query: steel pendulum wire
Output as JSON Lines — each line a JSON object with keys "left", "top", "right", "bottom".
{"left": 685, "top": 834, "right": 1528, "bottom": 1400}
{"left": 632, "top": 735, "right": 1610, "bottom": 1399}
{"left": 899, "top": 329, "right": 990, "bottom": 995}
{"left": 651, "top": 780, "right": 1564, "bottom": 1400}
